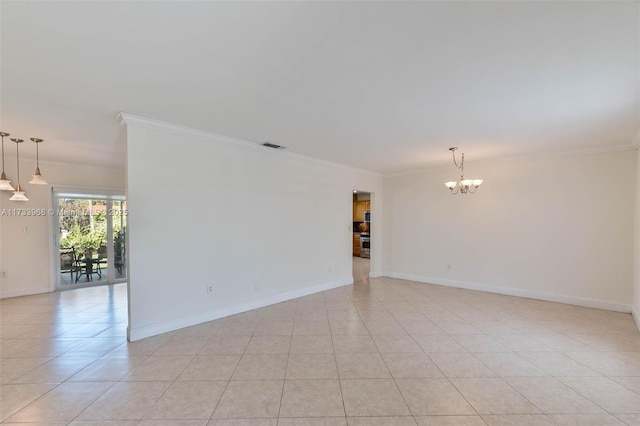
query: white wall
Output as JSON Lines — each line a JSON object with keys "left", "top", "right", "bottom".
{"left": 123, "top": 116, "right": 383, "bottom": 341}
{"left": 0, "top": 158, "right": 125, "bottom": 298}
{"left": 634, "top": 147, "right": 640, "bottom": 329}
{"left": 382, "top": 150, "right": 636, "bottom": 312}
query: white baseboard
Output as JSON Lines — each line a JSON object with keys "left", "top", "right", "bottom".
{"left": 381, "top": 271, "right": 632, "bottom": 313}
{"left": 369, "top": 271, "right": 382, "bottom": 278}
{"left": 128, "top": 277, "right": 354, "bottom": 341}
{"left": 0, "top": 286, "right": 51, "bottom": 299}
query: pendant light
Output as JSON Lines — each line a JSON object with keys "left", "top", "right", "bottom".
{"left": 444, "top": 147, "right": 483, "bottom": 195}
{"left": 29, "top": 138, "right": 47, "bottom": 185}
{"left": 9, "top": 138, "right": 28, "bottom": 201}
{"left": 0, "top": 132, "right": 14, "bottom": 191}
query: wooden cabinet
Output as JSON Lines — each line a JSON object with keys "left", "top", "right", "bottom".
{"left": 353, "top": 233, "right": 361, "bottom": 257}
{"left": 353, "top": 201, "right": 368, "bottom": 222}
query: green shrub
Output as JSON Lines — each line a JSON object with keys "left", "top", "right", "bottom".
{"left": 60, "top": 223, "right": 106, "bottom": 257}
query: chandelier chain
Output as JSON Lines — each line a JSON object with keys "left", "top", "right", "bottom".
{"left": 452, "top": 149, "right": 464, "bottom": 171}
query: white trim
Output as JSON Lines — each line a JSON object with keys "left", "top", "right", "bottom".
{"left": 127, "top": 276, "right": 353, "bottom": 341}
{"left": 2, "top": 148, "right": 126, "bottom": 171}
{"left": 1, "top": 286, "right": 51, "bottom": 299}
{"left": 385, "top": 142, "right": 639, "bottom": 178}
{"left": 52, "top": 189, "right": 127, "bottom": 291}
{"left": 633, "top": 309, "right": 640, "bottom": 332}
{"left": 381, "top": 272, "right": 632, "bottom": 313}
{"left": 117, "top": 113, "right": 638, "bottom": 178}
{"left": 116, "top": 112, "right": 382, "bottom": 177}
{"left": 117, "top": 112, "right": 255, "bottom": 149}
{"left": 52, "top": 185, "right": 125, "bottom": 198}
{"left": 47, "top": 187, "right": 55, "bottom": 293}
{"left": 497, "top": 142, "right": 638, "bottom": 162}
{"left": 36, "top": 158, "right": 124, "bottom": 172}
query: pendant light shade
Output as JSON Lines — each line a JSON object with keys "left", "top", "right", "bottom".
{"left": 29, "top": 173, "right": 46, "bottom": 185}
{"left": 9, "top": 186, "right": 28, "bottom": 201}
{"left": 9, "top": 138, "right": 28, "bottom": 202}
{"left": 29, "top": 138, "right": 47, "bottom": 185}
{"left": 0, "top": 177, "right": 14, "bottom": 191}
{"left": 0, "top": 132, "right": 14, "bottom": 191}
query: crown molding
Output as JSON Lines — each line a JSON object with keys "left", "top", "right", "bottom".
{"left": 117, "top": 112, "right": 257, "bottom": 150}
{"left": 116, "top": 112, "right": 383, "bottom": 177}
{"left": 385, "top": 141, "right": 639, "bottom": 178}
{"left": 1, "top": 150, "right": 125, "bottom": 172}
{"left": 478, "top": 141, "right": 639, "bottom": 169}
{"left": 118, "top": 112, "right": 636, "bottom": 179}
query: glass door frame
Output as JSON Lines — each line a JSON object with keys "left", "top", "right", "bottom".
{"left": 52, "top": 187, "right": 126, "bottom": 290}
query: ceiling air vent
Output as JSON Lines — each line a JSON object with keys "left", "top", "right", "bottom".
{"left": 262, "top": 142, "right": 286, "bottom": 150}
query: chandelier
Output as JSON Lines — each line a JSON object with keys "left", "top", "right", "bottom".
{"left": 0, "top": 131, "right": 47, "bottom": 202}
{"left": 444, "top": 147, "right": 483, "bottom": 194}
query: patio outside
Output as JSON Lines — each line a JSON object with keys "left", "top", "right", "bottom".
{"left": 58, "top": 197, "right": 126, "bottom": 286}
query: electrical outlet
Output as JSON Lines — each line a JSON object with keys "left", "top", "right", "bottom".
{"left": 23, "top": 226, "right": 29, "bottom": 233}
{"left": 447, "top": 264, "right": 451, "bottom": 271}
{"left": 0, "top": 270, "right": 7, "bottom": 279}
{"left": 207, "top": 285, "right": 213, "bottom": 295}
{"left": 253, "top": 281, "right": 260, "bottom": 291}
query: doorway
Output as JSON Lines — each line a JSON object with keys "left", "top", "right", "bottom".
{"left": 54, "top": 190, "right": 127, "bottom": 289}
{"left": 352, "top": 190, "right": 371, "bottom": 282}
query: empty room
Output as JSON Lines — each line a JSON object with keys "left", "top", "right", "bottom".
{"left": 1, "top": 1, "right": 639, "bottom": 425}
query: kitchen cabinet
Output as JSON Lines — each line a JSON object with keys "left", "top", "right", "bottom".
{"left": 353, "top": 233, "right": 361, "bottom": 256}
{"left": 353, "top": 201, "right": 368, "bottom": 222}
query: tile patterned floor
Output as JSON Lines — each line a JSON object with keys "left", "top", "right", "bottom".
{"left": 1, "top": 273, "right": 639, "bottom": 426}
{"left": 352, "top": 257, "right": 370, "bottom": 283}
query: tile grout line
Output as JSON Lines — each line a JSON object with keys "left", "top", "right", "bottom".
{"left": 274, "top": 301, "right": 295, "bottom": 422}
{"left": 355, "top": 284, "right": 419, "bottom": 423}
{"left": 393, "top": 292, "right": 484, "bottom": 422}
{"left": 330, "top": 289, "right": 349, "bottom": 422}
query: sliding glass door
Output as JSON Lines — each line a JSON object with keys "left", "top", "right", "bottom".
{"left": 112, "top": 200, "right": 127, "bottom": 281}
{"left": 54, "top": 190, "right": 126, "bottom": 289}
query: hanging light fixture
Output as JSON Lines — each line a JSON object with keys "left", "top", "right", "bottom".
{"left": 444, "top": 147, "right": 483, "bottom": 194}
{"left": 0, "top": 132, "right": 14, "bottom": 191}
{"left": 9, "top": 138, "right": 28, "bottom": 201}
{"left": 29, "top": 138, "right": 47, "bottom": 185}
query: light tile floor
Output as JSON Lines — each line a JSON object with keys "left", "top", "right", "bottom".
{"left": 1, "top": 275, "right": 639, "bottom": 425}
{"left": 352, "top": 257, "right": 370, "bottom": 283}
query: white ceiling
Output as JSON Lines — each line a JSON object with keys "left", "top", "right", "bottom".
{"left": 1, "top": 1, "right": 638, "bottom": 174}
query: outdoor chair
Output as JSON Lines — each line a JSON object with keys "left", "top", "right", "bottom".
{"left": 60, "top": 247, "right": 82, "bottom": 284}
